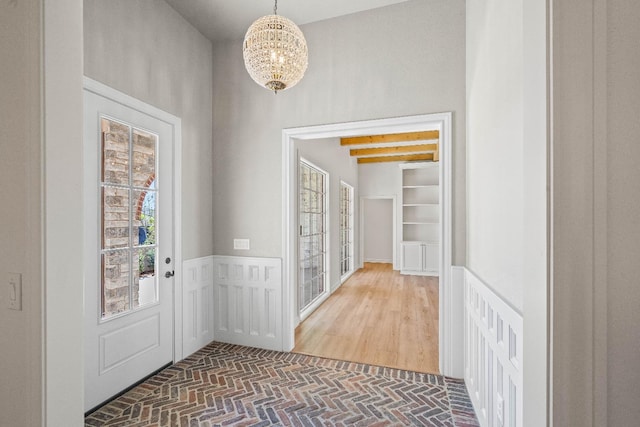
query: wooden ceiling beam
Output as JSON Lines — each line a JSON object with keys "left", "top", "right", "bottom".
{"left": 350, "top": 143, "right": 438, "bottom": 157}
{"left": 357, "top": 153, "right": 434, "bottom": 164}
{"left": 341, "top": 130, "right": 439, "bottom": 146}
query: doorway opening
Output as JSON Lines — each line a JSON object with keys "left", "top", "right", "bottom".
{"left": 282, "top": 113, "right": 456, "bottom": 376}
{"left": 360, "top": 197, "right": 396, "bottom": 267}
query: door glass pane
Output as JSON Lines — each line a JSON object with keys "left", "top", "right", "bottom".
{"left": 132, "top": 129, "right": 156, "bottom": 188}
{"left": 102, "top": 186, "right": 130, "bottom": 250}
{"left": 301, "top": 191, "right": 310, "bottom": 213}
{"left": 132, "top": 181, "right": 157, "bottom": 309}
{"left": 133, "top": 247, "right": 156, "bottom": 309}
{"left": 102, "top": 250, "right": 131, "bottom": 316}
{"left": 100, "top": 117, "right": 159, "bottom": 319}
{"left": 309, "top": 170, "right": 317, "bottom": 191}
{"left": 102, "top": 119, "right": 130, "bottom": 185}
{"left": 133, "top": 185, "right": 156, "bottom": 247}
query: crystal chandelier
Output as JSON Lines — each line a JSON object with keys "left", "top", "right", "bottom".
{"left": 243, "top": 0, "right": 308, "bottom": 93}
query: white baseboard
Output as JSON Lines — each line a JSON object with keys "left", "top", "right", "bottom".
{"left": 332, "top": 278, "right": 345, "bottom": 293}
{"left": 339, "top": 269, "right": 356, "bottom": 285}
{"left": 463, "top": 268, "right": 523, "bottom": 427}
{"left": 363, "top": 258, "right": 393, "bottom": 263}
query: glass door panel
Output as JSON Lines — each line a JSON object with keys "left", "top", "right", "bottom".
{"left": 299, "top": 160, "right": 327, "bottom": 313}
{"left": 340, "top": 182, "right": 354, "bottom": 278}
{"left": 100, "top": 117, "right": 158, "bottom": 319}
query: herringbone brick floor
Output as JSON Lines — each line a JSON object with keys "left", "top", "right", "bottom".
{"left": 85, "top": 342, "right": 479, "bottom": 427}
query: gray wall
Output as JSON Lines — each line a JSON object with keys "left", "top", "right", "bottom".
{"left": 553, "top": 0, "right": 640, "bottom": 425}
{"left": 84, "top": 0, "right": 214, "bottom": 260}
{"left": 466, "top": 0, "right": 547, "bottom": 425}
{"left": 358, "top": 163, "right": 401, "bottom": 198}
{"left": 363, "top": 199, "right": 394, "bottom": 263}
{"left": 212, "top": 0, "right": 466, "bottom": 264}
{"left": 295, "top": 138, "right": 359, "bottom": 291}
{"left": 467, "top": 0, "right": 530, "bottom": 310}
{"left": 0, "top": 2, "right": 43, "bottom": 425}
{"left": 606, "top": 1, "right": 640, "bottom": 422}
{"left": 1, "top": 0, "right": 85, "bottom": 425}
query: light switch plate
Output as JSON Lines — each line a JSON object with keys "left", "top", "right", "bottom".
{"left": 233, "top": 239, "right": 250, "bottom": 250}
{"left": 7, "top": 272, "right": 22, "bottom": 311}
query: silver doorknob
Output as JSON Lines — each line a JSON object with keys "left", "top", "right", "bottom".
{"left": 165, "top": 270, "right": 175, "bottom": 278}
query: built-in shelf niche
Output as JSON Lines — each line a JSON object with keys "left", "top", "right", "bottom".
{"left": 399, "top": 161, "right": 440, "bottom": 276}
{"left": 400, "top": 162, "right": 440, "bottom": 243}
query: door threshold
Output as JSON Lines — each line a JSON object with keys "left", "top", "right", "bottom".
{"left": 84, "top": 361, "right": 173, "bottom": 417}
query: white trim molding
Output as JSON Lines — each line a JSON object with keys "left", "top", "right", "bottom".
{"left": 449, "top": 266, "right": 466, "bottom": 378}
{"left": 282, "top": 113, "right": 454, "bottom": 377}
{"left": 463, "top": 268, "right": 523, "bottom": 427}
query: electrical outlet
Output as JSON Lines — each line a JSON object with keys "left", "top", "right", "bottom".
{"left": 233, "top": 239, "right": 250, "bottom": 250}
{"left": 496, "top": 394, "right": 504, "bottom": 426}
{"left": 7, "top": 272, "right": 22, "bottom": 311}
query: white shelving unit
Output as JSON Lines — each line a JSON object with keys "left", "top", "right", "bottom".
{"left": 399, "top": 162, "right": 440, "bottom": 276}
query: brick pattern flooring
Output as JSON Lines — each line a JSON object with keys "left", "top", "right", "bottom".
{"left": 86, "top": 342, "right": 479, "bottom": 426}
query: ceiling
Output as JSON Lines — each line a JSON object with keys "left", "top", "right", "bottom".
{"left": 341, "top": 131, "right": 440, "bottom": 164}
{"left": 164, "top": 0, "right": 410, "bottom": 43}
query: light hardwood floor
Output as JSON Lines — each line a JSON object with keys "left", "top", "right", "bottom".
{"left": 293, "top": 262, "right": 439, "bottom": 374}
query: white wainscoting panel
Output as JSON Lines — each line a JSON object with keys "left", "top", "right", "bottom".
{"left": 446, "top": 266, "right": 466, "bottom": 378}
{"left": 464, "top": 269, "right": 523, "bottom": 427}
{"left": 182, "top": 256, "right": 215, "bottom": 357}
{"left": 212, "top": 256, "right": 283, "bottom": 351}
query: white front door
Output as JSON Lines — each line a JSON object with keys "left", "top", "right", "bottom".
{"left": 83, "top": 86, "right": 175, "bottom": 411}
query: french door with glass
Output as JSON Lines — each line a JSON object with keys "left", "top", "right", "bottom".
{"left": 339, "top": 181, "right": 354, "bottom": 279}
{"left": 298, "top": 159, "right": 328, "bottom": 318}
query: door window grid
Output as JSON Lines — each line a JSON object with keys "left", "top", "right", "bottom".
{"left": 101, "top": 117, "right": 158, "bottom": 319}
{"left": 340, "top": 182, "right": 354, "bottom": 277}
{"left": 299, "top": 160, "right": 327, "bottom": 313}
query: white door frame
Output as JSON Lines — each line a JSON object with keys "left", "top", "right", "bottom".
{"left": 282, "top": 112, "right": 456, "bottom": 376}
{"left": 359, "top": 196, "right": 397, "bottom": 269}
{"left": 83, "top": 77, "right": 185, "bottom": 363}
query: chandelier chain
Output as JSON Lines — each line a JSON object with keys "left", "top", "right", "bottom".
{"left": 273, "top": 0, "right": 278, "bottom": 15}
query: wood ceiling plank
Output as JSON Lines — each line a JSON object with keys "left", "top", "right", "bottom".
{"left": 350, "top": 143, "right": 438, "bottom": 157}
{"left": 341, "top": 130, "right": 439, "bottom": 146}
{"left": 357, "top": 153, "right": 434, "bottom": 164}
